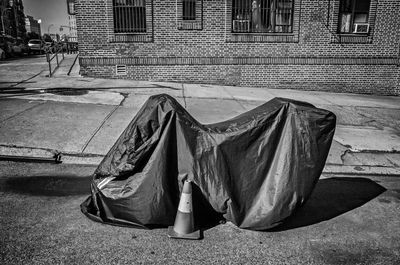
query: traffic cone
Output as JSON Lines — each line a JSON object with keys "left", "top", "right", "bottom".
{"left": 167, "top": 180, "right": 201, "bottom": 240}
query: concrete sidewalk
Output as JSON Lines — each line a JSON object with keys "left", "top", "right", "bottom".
{"left": 0, "top": 62, "right": 399, "bottom": 176}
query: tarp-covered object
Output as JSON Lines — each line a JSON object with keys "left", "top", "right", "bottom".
{"left": 81, "top": 94, "right": 336, "bottom": 230}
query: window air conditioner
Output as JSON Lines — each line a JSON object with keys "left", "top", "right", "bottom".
{"left": 233, "top": 20, "right": 250, "bottom": 32}
{"left": 354, "top": 23, "right": 369, "bottom": 34}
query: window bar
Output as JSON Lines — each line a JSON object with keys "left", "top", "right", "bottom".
{"left": 113, "top": 2, "right": 117, "bottom": 32}
{"left": 139, "top": 5, "right": 142, "bottom": 32}
{"left": 141, "top": 5, "right": 145, "bottom": 32}
{"left": 133, "top": 4, "right": 137, "bottom": 32}
{"left": 127, "top": 4, "right": 130, "bottom": 32}
{"left": 187, "top": 1, "right": 190, "bottom": 20}
{"left": 124, "top": 4, "right": 127, "bottom": 32}
{"left": 115, "top": 2, "right": 119, "bottom": 33}
{"left": 140, "top": 5, "right": 143, "bottom": 32}
{"left": 134, "top": 4, "right": 137, "bottom": 32}
{"left": 189, "top": 1, "right": 194, "bottom": 20}
{"left": 278, "top": 0, "right": 282, "bottom": 32}
{"left": 120, "top": 4, "right": 124, "bottom": 32}
{"left": 119, "top": 4, "right": 123, "bottom": 32}
{"left": 183, "top": 0, "right": 186, "bottom": 20}
{"left": 119, "top": 4, "right": 122, "bottom": 32}
{"left": 137, "top": 5, "right": 140, "bottom": 32}
{"left": 128, "top": 4, "right": 132, "bottom": 32}
{"left": 186, "top": 0, "right": 189, "bottom": 20}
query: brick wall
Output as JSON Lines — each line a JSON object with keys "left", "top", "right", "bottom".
{"left": 76, "top": 0, "right": 400, "bottom": 95}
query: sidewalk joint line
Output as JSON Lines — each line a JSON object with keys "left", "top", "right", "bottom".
{"left": 0, "top": 101, "right": 46, "bottom": 124}
{"left": 222, "top": 86, "right": 247, "bottom": 111}
{"left": 181, "top": 83, "right": 187, "bottom": 108}
{"left": 80, "top": 104, "right": 121, "bottom": 154}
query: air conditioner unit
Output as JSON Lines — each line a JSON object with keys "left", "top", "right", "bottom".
{"left": 233, "top": 20, "right": 250, "bottom": 32}
{"left": 354, "top": 23, "right": 369, "bottom": 34}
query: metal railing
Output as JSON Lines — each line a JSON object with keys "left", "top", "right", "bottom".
{"left": 45, "top": 43, "right": 65, "bottom": 77}
{"left": 45, "top": 41, "right": 79, "bottom": 77}
{"left": 65, "top": 41, "right": 78, "bottom": 54}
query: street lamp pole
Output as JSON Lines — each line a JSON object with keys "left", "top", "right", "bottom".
{"left": 47, "top": 23, "right": 53, "bottom": 35}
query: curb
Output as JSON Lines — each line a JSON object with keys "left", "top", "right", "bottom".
{"left": 1, "top": 145, "right": 399, "bottom": 177}
{"left": 323, "top": 164, "right": 400, "bottom": 176}
{"left": 0, "top": 145, "right": 103, "bottom": 166}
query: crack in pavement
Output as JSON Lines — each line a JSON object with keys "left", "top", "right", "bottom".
{"left": 80, "top": 93, "right": 128, "bottom": 154}
{"left": 0, "top": 101, "right": 46, "bottom": 124}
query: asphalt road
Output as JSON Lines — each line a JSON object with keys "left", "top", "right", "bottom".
{"left": 0, "top": 161, "right": 399, "bottom": 265}
{"left": 1, "top": 55, "right": 400, "bottom": 264}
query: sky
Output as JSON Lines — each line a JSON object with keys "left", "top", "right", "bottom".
{"left": 23, "top": 0, "right": 69, "bottom": 35}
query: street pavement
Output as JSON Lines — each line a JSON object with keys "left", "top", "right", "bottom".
{"left": 1, "top": 54, "right": 399, "bottom": 175}
{"left": 0, "top": 54, "right": 400, "bottom": 264}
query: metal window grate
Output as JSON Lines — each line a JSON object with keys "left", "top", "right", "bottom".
{"left": 232, "top": 0, "right": 293, "bottom": 33}
{"left": 182, "top": 0, "right": 196, "bottom": 20}
{"left": 116, "top": 65, "right": 127, "bottom": 75}
{"left": 113, "top": 0, "right": 146, "bottom": 33}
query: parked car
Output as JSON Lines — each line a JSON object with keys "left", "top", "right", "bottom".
{"left": 16, "top": 38, "right": 29, "bottom": 55}
{"left": 0, "top": 48, "right": 5, "bottom": 59}
{"left": 28, "top": 39, "right": 45, "bottom": 54}
{"left": 0, "top": 36, "right": 14, "bottom": 57}
{"left": 10, "top": 39, "right": 22, "bottom": 55}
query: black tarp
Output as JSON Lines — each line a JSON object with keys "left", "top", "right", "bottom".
{"left": 81, "top": 94, "right": 336, "bottom": 230}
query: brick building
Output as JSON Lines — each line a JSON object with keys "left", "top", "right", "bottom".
{"left": 76, "top": 0, "right": 400, "bottom": 95}
{"left": 67, "top": 0, "right": 78, "bottom": 42}
{"left": 1, "top": 0, "right": 26, "bottom": 39}
{"left": 25, "top": 15, "right": 41, "bottom": 36}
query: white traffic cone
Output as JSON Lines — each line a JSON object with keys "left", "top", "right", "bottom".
{"left": 167, "top": 180, "right": 201, "bottom": 240}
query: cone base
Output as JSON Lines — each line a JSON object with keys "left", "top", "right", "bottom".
{"left": 167, "top": 226, "right": 201, "bottom": 240}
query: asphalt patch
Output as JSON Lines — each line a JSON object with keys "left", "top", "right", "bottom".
{"left": 1, "top": 175, "right": 92, "bottom": 196}
{"left": 47, "top": 88, "right": 89, "bottom": 96}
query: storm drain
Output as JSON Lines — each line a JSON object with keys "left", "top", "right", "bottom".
{"left": 116, "top": 65, "right": 127, "bottom": 76}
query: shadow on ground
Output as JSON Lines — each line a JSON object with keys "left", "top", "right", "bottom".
{"left": 270, "top": 177, "right": 386, "bottom": 231}
{"left": 0, "top": 174, "right": 386, "bottom": 230}
{"left": 1, "top": 175, "right": 92, "bottom": 196}
{"left": 0, "top": 84, "right": 181, "bottom": 98}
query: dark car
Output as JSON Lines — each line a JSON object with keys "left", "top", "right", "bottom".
{"left": 28, "top": 39, "right": 45, "bottom": 54}
{"left": 0, "top": 36, "right": 14, "bottom": 57}
{"left": 17, "top": 38, "right": 30, "bottom": 55}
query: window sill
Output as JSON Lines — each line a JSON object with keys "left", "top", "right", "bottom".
{"left": 109, "top": 33, "right": 153, "bottom": 43}
{"left": 178, "top": 21, "right": 203, "bottom": 30}
{"left": 226, "top": 33, "right": 298, "bottom": 43}
{"left": 332, "top": 34, "right": 372, "bottom": 44}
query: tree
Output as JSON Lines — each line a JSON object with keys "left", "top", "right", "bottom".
{"left": 26, "top": 32, "right": 40, "bottom": 41}
{"left": 42, "top": 34, "right": 52, "bottom": 42}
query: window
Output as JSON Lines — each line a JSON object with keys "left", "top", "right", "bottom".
{"left": 339, "top": 0, "right": 371, "bottom": 34}
{"left": 67, "top": 0, "right": 75, "bottom": 15}
{"left": 113, "top": 0, "right": 146, "bottom": 33}
{"left": 232, "top": 0, "right": 293, "bottom": 33}
{"left": 183, "top": 0, "right": 196, "bottom": 20}
{"left": 176, "top": 0, "right": 203, "bottom": 30}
